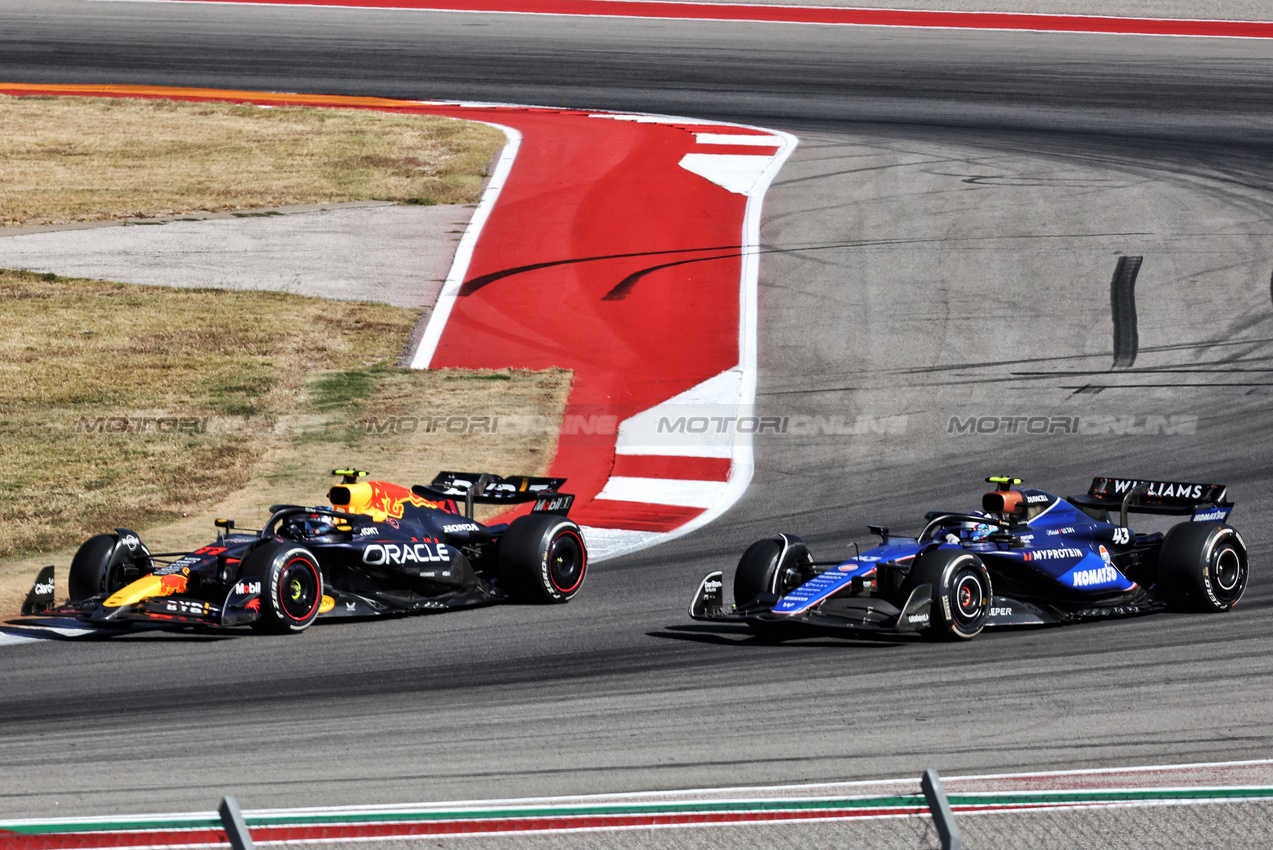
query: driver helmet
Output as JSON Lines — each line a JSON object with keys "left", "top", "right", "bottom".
{"left": 287, "top": 511, "right": 339, "bottom": 539}
{"left": 962, "top": 510, "right": 995, "bottom": 541}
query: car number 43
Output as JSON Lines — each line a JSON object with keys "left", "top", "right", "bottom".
{"left": 1112, "top": 527, "right": 1130, "bottom": 544}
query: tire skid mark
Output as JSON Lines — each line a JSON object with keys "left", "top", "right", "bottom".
{"left": 1110, "top": 254, "right": 1142, "bottom": 369}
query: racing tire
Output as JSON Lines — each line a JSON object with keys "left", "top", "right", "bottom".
{"left": 498, "top": 514, "right": 588, "bottom": 603}
{"left": 240, "top": 541, "right": 324, "bottom": 634}
{"left": 903, "top": 549, "right": 992, "bottom": 641}
{"left": 68, "top": 533, "right": 151, "bottom": 601}
{"left": 1157, "top": 522, "right": 1247, "bottom": 613}
{"left": 735, "top": 537, "right": 813, "bottom": 637}
{"left": 734, "top": 538, "right": 783, "bottom": 608}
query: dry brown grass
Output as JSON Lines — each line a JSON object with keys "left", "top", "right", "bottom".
{"left": 0, "top": 270, "right": 572, "bottom": 615}
{"left": 0, "top": 268, "right": 416, "bottom": 557}
{"left": 0, "top": 95, "right": 505, "bottom": 227}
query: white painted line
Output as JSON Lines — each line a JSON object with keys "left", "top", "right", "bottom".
{"left": 588, "top": 113, "right": 693, "bottom": 124}
{"left": 694, "top": 133, "right": 781, "bottom": 146}
{"left": 408, "top": 120, "right": 522, "bottom": 369}
{"left": 679, "top": 152, "right": 782, "bottom": 195}
{"left": 588, "top": 114, "right": 747, "bottom": 127}
{"left": 613, "top": 368, "right": 742, "bottom": 458}
{"left": 0, "top": 631, "right": 44, "bottom": 646}
{"left": 0, "top": 623, "right": 102, "bottom": 645}
{"left": 616, "top": 443, "right": 732, "bottom": 458}
{"left": 594, "top": 476, "right": 728, "bottom": 508}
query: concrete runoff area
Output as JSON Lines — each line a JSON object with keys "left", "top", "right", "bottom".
{"left": 0, "top": 202, "right": 475, "bottom": 309}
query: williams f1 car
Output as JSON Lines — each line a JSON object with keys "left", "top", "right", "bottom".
{"left": 690, "top": 476, "right": 1248, "bottom": 641}
{"left": 19, "top": 470, "right": 587, "bottom": 634}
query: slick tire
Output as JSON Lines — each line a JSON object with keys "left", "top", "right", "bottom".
{"left": 68, "top": 533, "right": 150, "bottom": 601}
{"left": 734, "top": 538, "right": 782, "bottom": 608}
{"left": 498, "top": 514, "right": 588, "bottom": 603}
{"left": 903, "top": 549, "right": 991, "bottom": 641}
{"left": 734, "top": 538, "right": 794, "bottom": 637}
{"left": 240, "top": 541, "right": 324, "bottom": 634}
{"left": 734, "top": 536, "right": 813, "bottom": 603}
{"left": 1157, "top": 523, "right": 1248, "bottom": 613}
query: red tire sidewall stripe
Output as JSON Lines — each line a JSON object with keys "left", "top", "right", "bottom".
{"left": 278, "top": 554, "right": 322, "bottom": 622}
{"left": 548, "top": 529, "right": 587, "bottom": 594}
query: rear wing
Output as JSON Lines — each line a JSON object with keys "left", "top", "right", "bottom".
{"left": 1069, "top": 477, "right": 1232, "bottom": 525}
{"left": 413, "top": 472, "right": 574, "bottom": 517}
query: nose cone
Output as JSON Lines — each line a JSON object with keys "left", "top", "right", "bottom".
{"left": 89, "top": 601, "right": 130, "bottom": 623}
{"left": 94, "top": 572, "right": 189, "bottom": 621}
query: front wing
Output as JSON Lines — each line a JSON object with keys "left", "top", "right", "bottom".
{"left": 688, "top": 570, "right": 1165, "bottom": 637}
{"left": 688, "top": 570, "right": 934, "bottom": 634}
{"left": 17, "top": 565, "right": 264, "bottom": 629}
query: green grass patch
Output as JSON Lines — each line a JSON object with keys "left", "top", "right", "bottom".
{"left": 310, "top": 369, "right": 381, "bottom": 413}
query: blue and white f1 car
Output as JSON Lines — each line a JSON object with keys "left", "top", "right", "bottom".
{"left": 689, "top": 476, "right": 1249, "bottom": 641}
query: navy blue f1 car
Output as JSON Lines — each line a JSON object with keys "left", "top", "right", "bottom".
{"left": 20, "top": 470, "right": 587, "bottom": 635}
{"left": 689, "top": 476, "right": 1248, "bottom": 641}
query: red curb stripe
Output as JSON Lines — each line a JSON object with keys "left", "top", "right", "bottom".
{"left": 688, "top": 145, "right": 781, "bottom": 156}
{"left": 0, "top": 808, "right": 926, "bottom": 849}
{"left": 611, "top": 454, "right": 732, "bottom": 481}
{"left": 145, "top": 0, "right": 1273, "bottom": 39}
{"left": 569, "top": 499, "right": 706, "bottom": 531}
{"left": 670, "top": 125, "right": 781, "bottom": 138}
{"left": 256, "top": 807, "right": 927, "bottom": 837}
{"left": 422, "top": 108, "right": 752, "bottom": 531}
{"left": 0, "top": 830, "right": 227, "bottom": 850}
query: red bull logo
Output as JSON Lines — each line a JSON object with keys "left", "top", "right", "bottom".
{"left": 333, "top": 480, "right": 457, "bottom": 521}
{"left": 158, "top": 573, "right": 188, "bottom": 595}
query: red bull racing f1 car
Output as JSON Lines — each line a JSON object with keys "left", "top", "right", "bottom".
{"left": 689, "top": 476, "right": 1249, "bottom": 641}
{"left": 19, "top": 470, "right": 587, "bottom": 635}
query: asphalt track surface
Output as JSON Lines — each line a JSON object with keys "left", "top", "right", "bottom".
{"left": 3, "top": 0, "right": 1273, "bottom": 823}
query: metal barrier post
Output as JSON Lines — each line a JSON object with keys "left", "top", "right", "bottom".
{"left": 922, "top": 769, "right": 961, "bottom": 850}
{"left": 218, "top": 796, "right": 255, "bottom": 850}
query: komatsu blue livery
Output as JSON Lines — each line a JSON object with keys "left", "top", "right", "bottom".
{"left": 689, "top": 476, "right": 1248, "bottom": 641}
